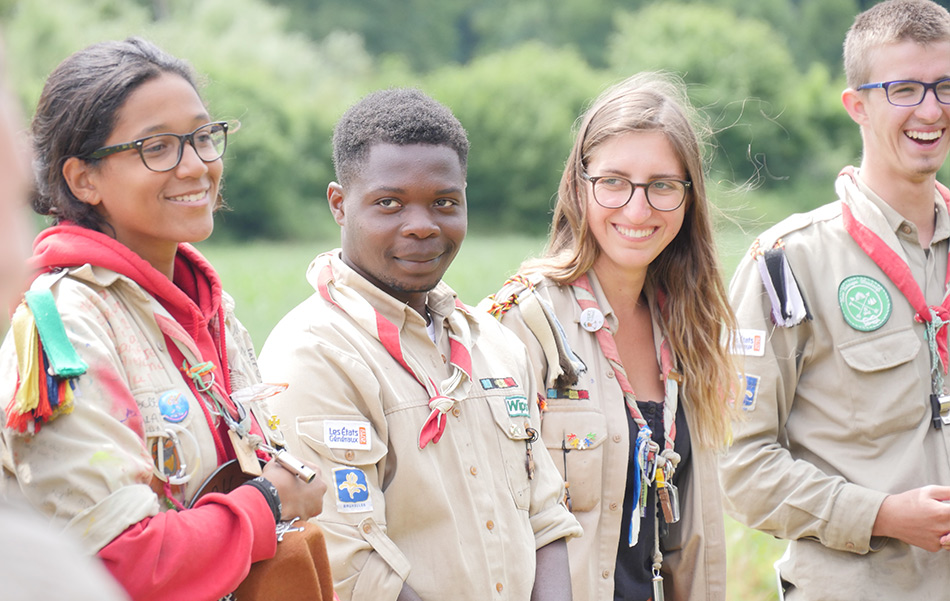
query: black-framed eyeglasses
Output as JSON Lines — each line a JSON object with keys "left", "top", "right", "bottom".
{"left": 83, "top": 121, "right": 232, "bottom": 172}
{"left": 582, "top": 172, "right": 690, "bottom": 211}
{"left": 856, "top": 79, "right": 950, "bottom": 107}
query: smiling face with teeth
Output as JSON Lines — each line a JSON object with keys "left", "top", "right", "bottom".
{"left": 65, "top": 72, "right": 221, "bottom": 278}
{"left": 585, "top": 130, "right": 687, "bottom": 286}
{"left": 844, "top": 39, "right": 950, "bottom": 199}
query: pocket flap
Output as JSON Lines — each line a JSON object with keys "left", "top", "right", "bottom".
{"left": 486, "top": 394, "right": 533, "bottom": 440}
{"left": 838, "top": 326, "right": 919, "bottom": 373}
{"left": 539, "top": 410, "right": 609, "bottom": 452}
{"left": 296, "top": 415, "right": 386, "bottom": 466}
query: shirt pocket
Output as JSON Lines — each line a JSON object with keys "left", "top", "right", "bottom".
{"left": 294, "top": 414, "right": 387, "bottom": 467}
{"left": 539, "top": 409, "right": 608, "bottom": 513}
{"left": 837, "top": 326, "right": 925, "bottom": 435}
{"left": 485, "top": 395, "right": 534, "bottom": 511}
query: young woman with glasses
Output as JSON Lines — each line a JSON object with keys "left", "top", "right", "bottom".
{"left": 0, "top": 38, "right": 328, "bottom": 601}
{"left": 483, "top": 72, "right": 740, "bottom": 601}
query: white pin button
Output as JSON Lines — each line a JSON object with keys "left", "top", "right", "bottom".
{"left": 580, "top": 307, "right": 605, "bottom": 332}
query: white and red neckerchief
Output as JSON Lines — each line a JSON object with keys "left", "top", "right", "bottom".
{"left": 317, "top": 262, "right": 473, "bottom": 449}
{"left": 570, "top": 272, "right": 679, "bottom": 545}
{"left": 838, "top": 168, "right": 950, "bottom": 392}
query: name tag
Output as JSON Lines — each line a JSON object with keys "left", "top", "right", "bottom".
{"left": 735, "top": 328, "right": 766, "bottom": 357}
{"left": 324, "top": 420, "right": 372, "bottom": 450}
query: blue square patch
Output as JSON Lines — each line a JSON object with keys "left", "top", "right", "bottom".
{"left": 333, "top": 467, "right": 372, "bottom": 513}
{"left": 742, "top": 374, "right": 760, "bottom": 411}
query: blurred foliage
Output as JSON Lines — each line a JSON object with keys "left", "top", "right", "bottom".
{"left": 1, "top": 0, "right": 945, "bottom": 240}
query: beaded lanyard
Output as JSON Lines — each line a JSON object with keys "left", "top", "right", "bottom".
{"left": 570, "top": 273, "right": 680, "bottom": 598}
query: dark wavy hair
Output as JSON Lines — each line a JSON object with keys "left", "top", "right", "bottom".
{"left": 332, "top": 88, "right": 469, "bottom": 187}
{"left": 30, "top": 37, "right": 198, "bottom": 231}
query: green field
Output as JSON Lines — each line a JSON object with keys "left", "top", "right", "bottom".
{"left": 199, "top": 227, "right": 787, "bottom": 601}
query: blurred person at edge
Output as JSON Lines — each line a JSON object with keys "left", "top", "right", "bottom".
{"left": 0, "top": 37, "right": 128, "bottom": 601}
{"left": 0, "top": 37, "right": 327, "bottom": 601}
{"left": 721, "top": 1, "right": 950, "bottom": 599}
{"left": 482, "top": 71, "right": 739, "bottom": 601}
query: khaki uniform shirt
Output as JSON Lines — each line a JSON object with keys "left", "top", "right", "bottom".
{"left": 0, "top": 265, "right": 274, "bottom": 553}
{"left": 485, "top": 271, "right": 726, "bottom": 601}
{"left": 259, "top": 252, "right": 581, "bottom": 601}
{"left": 722, "top": 171, "right": 950, "bottom": 599}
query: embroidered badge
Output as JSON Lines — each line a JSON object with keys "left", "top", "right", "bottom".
{"left": 742, "top": 374, "right": 760, "bottom": 411}
{"left": 579, "top": 307, "right": 605, "bottom": 332}
{"left": 480, "top": 377, "right": 518, "bottom": 390}
{"left": 324, "top": 420, "right": 372, "bottom": 450}
{"left": 546, "top": 388, "right": 590, "bottom": 400}
{"left": 333, "top": 467, "right": 372, "bottom": 513}
{"left": 735, "top": 329, "right": 766, "bottom": 357}
{"left": 838, "top": 275, "right": 892, "bottom": 332}
{"left": 505, "top": 395, "right": 531, "bottom": 418}
{"left": 566, "top": 432, "right": 596, "bottom": 449}
{"left": 158, "top": 390, "right": 189, "bottom": 423}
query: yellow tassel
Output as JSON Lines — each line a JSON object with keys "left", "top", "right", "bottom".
{"left": 11, "top": 301, "right": 41, "bottom": 414}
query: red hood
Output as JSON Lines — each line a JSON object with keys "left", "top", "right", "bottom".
{"left": 29, "top": 224, "right": 228, "bottom": 382}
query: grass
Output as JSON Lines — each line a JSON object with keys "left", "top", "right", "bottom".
{"left": 199, "top": 225, "right": 788, "bottom": 601}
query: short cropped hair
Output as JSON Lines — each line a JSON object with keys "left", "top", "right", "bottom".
{"left": 332, "top": 88, "right": 469, "bottom": 186}
{"left": 844, "top": 0, "right": 950, "bottom": 89}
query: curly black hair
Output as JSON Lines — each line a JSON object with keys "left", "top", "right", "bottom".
{"left": 332, "top": 88, "right": 469, "bottom": 186}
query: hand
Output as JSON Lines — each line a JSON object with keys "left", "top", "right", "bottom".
{"left": 872, "top": 485, "right": 950, "bottom": 552}
{"left": 262, "top": 458, "right": 326, "bottom": 521}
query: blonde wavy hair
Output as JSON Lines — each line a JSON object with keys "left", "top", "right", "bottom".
{"left": 522, "top": 71, "right": 739, "bottom": 448}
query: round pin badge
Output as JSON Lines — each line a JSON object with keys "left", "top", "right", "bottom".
{"left": 838, "top": 275, "right": 892, "bottom": 332}
{"left": 158, "top": 390, "right": 190, "bottom": 423}
{"left": 580, "top": 307, "right": 605, "bottom": 332}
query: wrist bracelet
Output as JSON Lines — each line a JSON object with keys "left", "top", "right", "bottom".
{"left": 243, "top": 476, "right": 282, "bottom": 523}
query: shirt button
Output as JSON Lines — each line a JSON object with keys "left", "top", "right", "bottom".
{"left": 613, "top": 434, "right": 622, "bottom": 443}
{"left": 846, "top": 541, "right": 855, "bottom": 550}
{"left": 441, "top": 354, "right": 447, "bottom": 363}
{"left": 609, "top": 502, "right": 618, "bottom": 511}
{"left": 470, "top": 466, "right": 478, "bottom": 476}
{"left": 900, "top": 224, "right": 913, "bottom": 235}
{"left": 496, "top": 583, "right": 503, "bottom": 593}
{"left": 452, "top": 407, "right": 461, "bottom": 417}
{"left": 606, "top": 370, "right": 615, "bottom": 379}
{"left": 362, "top": 523, "right": 372, "bottom": 534}
{"left": 486, "top": 520, "right": 494, "bottom": 530}
{"left": 602, "top": 569, "right": 611, "bottom": 579}
{"left": 345, "top": 450, "right": 355, "bottom": 461}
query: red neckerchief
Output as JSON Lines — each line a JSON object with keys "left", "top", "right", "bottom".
{"left": 317, "top": 263, "right": 473, "bottom": 448}
{"left": 839, "top": 169, "right": 950, "bottom": 374}
{"left": 569, "top": 273, "right": 676, "bottom": 449}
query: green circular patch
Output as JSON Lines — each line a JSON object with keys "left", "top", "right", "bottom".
{"left": 838, "top": 275, "right": 892, "bottom": 331}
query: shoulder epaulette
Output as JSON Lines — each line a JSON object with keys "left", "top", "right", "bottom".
{"left": 5, "top": 289, "right": 87, "bottom": 434}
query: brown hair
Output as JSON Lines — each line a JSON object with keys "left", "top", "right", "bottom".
{"left": 844, "top": 0, "right": 950, "bottom": 89}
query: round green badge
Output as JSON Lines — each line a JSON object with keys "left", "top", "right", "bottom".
{"left": 838, "top": 275, "right": 892, "bottom": 331}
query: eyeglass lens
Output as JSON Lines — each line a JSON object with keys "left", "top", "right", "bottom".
{"left": 885, "top": 80, "right": 950, "bottom": 106}
{"left": 141, "top": 123, "right": 227, "bottom": 171}
{"left": 592, "top": 177, "right": 686, "bottom": 210}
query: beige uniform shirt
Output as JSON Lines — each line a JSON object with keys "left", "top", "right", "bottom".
{"left": 485, "top": 271, "right": 726, "bottom": 601}
{"left": 0, "top": 265, "right": 273, "bottom": 553}
{"left": 722, "top": 171, "right": 950, "bottom": 599}
{"left": 259, "top": 251, "right": 580, "bottom": 601}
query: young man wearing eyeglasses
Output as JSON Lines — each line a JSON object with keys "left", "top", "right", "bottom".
{"left": 722, "top": 1, "right": 950, "bottom": 599}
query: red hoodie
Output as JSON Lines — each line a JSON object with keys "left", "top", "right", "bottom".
{"left": 28, "top": 225, "right": 277, "bottom": 601}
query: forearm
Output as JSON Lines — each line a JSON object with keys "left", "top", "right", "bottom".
{"left": 98, "top": 486, "right": 276, "bottom": 601}
{"left": 531, "top": 538, "right": 571, "bottom": 601}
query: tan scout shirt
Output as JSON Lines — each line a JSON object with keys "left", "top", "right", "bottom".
{"left": 0, "top": 265, "right": 272, "bottom": 553}
{"left": 485, "top": 271, "right": 726, "bottom": 601}
{"left": 259, "top": 252, "right": 581, "bottom": 601}
{"left": 722, "top": 171, "right": 950, "bottom": 599}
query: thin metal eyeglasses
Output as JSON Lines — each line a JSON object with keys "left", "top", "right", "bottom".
{"left": 856, "top": 78, "right": 950, "bottom": 107}
{"left": 83, "top": 121, "right": 232, "bottom": 172}
{"left": 582, "top": 172, "right": 691, "bottom": 211}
